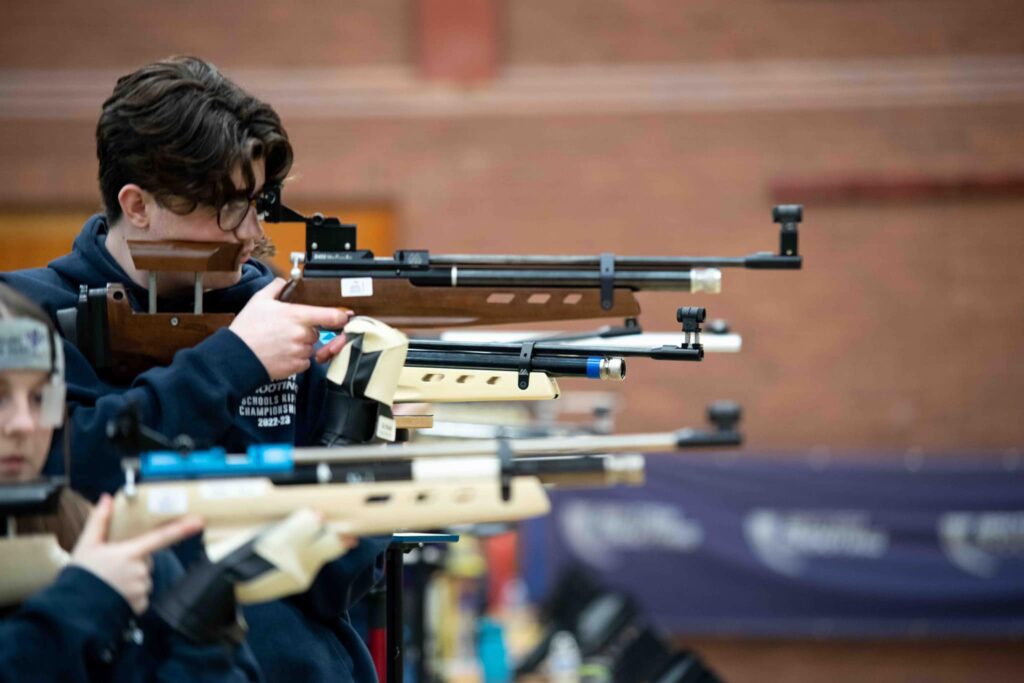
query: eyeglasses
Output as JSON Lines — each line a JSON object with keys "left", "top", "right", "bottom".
{"left": 217, "top": 192, "right": 265, "bottom": 232}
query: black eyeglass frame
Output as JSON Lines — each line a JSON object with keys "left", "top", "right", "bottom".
{"left": 217, "top": 188, "right": 275, "bottom": 232}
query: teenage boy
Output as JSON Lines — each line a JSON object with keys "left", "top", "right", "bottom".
{"left": 2, "top": 56, "right": 388, "bottom": 683}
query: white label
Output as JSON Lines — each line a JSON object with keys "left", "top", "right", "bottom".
{"left": 148, "top": 487, "right": 189, "bottom": 515}
{"left": 341, "top": 278, "right": 374, "bottom": 298}
{"left": 413, "top": 457, "right": 498, "bottom": 481}
{"left": 376, "top": 415, "right": 397, "bottom": 442}
{"left": 198, "top": 479, "right": 270, "bottom": 500}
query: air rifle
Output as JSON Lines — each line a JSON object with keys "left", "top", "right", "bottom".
{"left": 57, "top": 194, "right": 801, "bottom": 381}
{"left": 261, "top": 187, "right": 802, "bottom": 328}
{"left": 106, "top": 416, "right": 737, "bottom": 543}
{"left": 401, "top": 306, "right": 706, "bottom": 387}
{"left": 103, "top": 411, "right": 665, "bottom": 543}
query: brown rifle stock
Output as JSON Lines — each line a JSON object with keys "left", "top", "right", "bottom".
{"left": 101, "top": 284, "right": 235, "bottom": 376}
{"left": 282, "top": 277, "right": 640, "bottom": 327}
{"left": 86, "top": 241, "right": 640, "bottom": 378}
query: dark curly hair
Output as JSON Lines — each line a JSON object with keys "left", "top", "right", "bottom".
{"left": 97, "top": 56, "right": 293, "bottom": 222}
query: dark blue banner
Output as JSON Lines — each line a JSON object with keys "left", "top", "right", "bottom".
{"left": 521, "top": 452, "right": 1024, "bottom": 637}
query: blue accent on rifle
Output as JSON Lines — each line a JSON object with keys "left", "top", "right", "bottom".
{"left": 140, "top": 443, "right": 295, "bottom": 479}
{"left": 586, "top": 357, "right": 602, "bottom": 379}
{"left": 390, "top": 533, "right": 460, "bottom": 545}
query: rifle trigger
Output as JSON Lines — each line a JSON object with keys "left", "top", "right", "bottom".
{"left": 599, "top": 252, "right": 615, "bottom": 310}
{"left": 518, "top": 342, "right": 536, "bottom": 390}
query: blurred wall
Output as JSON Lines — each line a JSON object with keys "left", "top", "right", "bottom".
{"left": 2, "top": 4, "right": 1023, "bottom": 680}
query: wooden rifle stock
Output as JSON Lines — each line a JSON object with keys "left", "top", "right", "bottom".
{"left": 97, "top": 284, "right": 235, "bottom": 378}
{"left": 395, "top": 367, "right": 560, "bottom": 402}
{"left": 108, "top": 476, "right": 551, "bottom": 542}
{"left": 282, "top": 277, "right": 641, "bottom": 327}
{"left": 73, "top": 239, "right": 641, "bottom": 380}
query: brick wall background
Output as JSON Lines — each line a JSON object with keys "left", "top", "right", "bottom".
{"left": 2, "top": 2, "right": 1023, "bottom": 680}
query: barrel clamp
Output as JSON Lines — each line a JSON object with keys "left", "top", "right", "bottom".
{"left": 518, "top": 341, "right": 537, "bottom": 390}
{"left": 599, "top": 253, "right": 615, "bottom": 310}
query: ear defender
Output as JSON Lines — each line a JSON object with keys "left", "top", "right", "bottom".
{"left": 320, "top": 317, "right": 409, "bottom": 446}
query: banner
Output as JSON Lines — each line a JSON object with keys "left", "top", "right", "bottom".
{"left": 521, "top": 452, "right": 1024, "bottom": 637}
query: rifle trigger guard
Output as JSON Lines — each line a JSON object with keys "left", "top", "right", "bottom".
{"left": 599, "top": 252, "right": 615, "bottom": 310}
{"left": 518, "top": 342, "right": 536, "bottom": 390}
{"left": 497, "top": 438, "right": 514, "bottom": 502}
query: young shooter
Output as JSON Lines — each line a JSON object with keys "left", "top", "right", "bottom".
{"left": 1, "top": 57, "right": 390, "bottom": 682}
{"left": 0, "top": 282, "right": 261, "bottom": 682}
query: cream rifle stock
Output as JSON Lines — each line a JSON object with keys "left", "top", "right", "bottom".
{"left": 104, "top": 432, "right": 654, "bottom": 542}
{"left": 0, "top": 480, "right": 68, "bottom": 606}
{"left": 108, "top": 476, "right": 554, "bottom": 545}
{"left": 397, "top": 366, "right": 562, "bottom": 402}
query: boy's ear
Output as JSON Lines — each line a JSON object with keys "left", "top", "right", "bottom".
{"left": 117, "top": 184, "right": 151, "bottom": 230}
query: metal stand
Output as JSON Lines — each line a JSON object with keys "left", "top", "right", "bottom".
{"left": 383, "top": 533, "right": 459, "bottom": 683}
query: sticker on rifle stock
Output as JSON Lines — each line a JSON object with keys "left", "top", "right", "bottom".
{"left": 341, "top": 278, "right": 373, "bottom": 298}
{"left": 376, "top": 415, "right": 397, "bottom": 442}
{"left": 198, "top": 479, "right": 270, "bottom": 500}
{"left": 148, "top": 487, "right": 189, "bottom": 515}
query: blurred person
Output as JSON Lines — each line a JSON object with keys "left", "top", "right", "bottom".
{"left": 0, "top": 282, "right": 260, "bottom": 682}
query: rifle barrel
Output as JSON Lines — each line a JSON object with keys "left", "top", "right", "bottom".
{"left": 409, "top": 339, "right": 702, "bottom": 362}
{"left": 420, "top": 268, "right": 701, "bottom": 291}
{"left": 268, "top": 453, "right": 645, "bottom": 488}
{"left": 430, "top": 255, "right": 751, "bottom": 268}
{"left": 305, "top": 265, "right": 718, "bottom": 292}
{"left": 405, "top": 350, "right": 628, "bottom": 380}
{"left": 290, "top": 428, "right": 727, "bottom": 464}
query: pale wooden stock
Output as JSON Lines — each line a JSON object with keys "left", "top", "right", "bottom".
{"left": 108, "top": 477, "right": 550, "bottom": 542}
{"left": 395, "top": 367, "right": 560, "bottom": 403}
{"left": 0, "top": 536, "right": 69, "bottom": 606}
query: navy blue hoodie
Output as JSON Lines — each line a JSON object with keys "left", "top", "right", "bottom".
{"left": 0, "top": 550, "right": 261, "bottom": 682}
{"left": 1, "top": 215, "right": 389, "bottom": 682}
